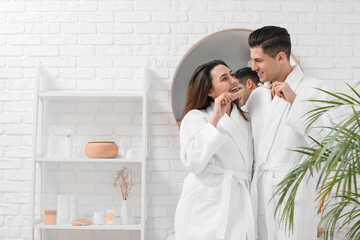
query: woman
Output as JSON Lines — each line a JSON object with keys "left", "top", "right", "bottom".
{"left": 174, "top": 60, "right": 255, "bottom": 240}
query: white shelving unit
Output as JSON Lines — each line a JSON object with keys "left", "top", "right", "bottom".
{"left": 30, "top": 66, "right": 148, "bottom": 240}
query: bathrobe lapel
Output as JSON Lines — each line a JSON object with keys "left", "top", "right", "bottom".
{"left": 218, "top": 105, "right": 248, "bottom": 164}
{"left": 258, "top": 65, "right": 304, "bottom": 164}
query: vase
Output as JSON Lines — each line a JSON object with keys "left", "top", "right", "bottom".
{"left": 120, "top": 199, "right": 129, "bottom": 225}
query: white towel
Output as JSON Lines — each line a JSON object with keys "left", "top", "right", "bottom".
{"left": 57, "top": 194, "right": 69, "bottom": 224}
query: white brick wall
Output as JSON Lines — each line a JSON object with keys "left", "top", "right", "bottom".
{"left": 1, "top": 0, "right": 360, "bottom": 239}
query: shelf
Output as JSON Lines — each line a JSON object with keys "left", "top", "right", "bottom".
{"left": 33, "top": 223, "right": 141, "bottom": 231}
{"left": 31, "top": 66, "right": 148, "bottom": 240}
{"left": 38, "top": 91, "right": 143, "bottom": 101}
{"left": 36, "top": 157, "right": 143, "bottom": 163}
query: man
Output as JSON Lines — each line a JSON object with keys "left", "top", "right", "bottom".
{"left": 248, "top": 26, "right": 330, "bottom": 240}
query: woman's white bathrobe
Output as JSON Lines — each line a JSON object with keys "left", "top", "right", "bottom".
{"left": 175, "top": 103, "right": 255, "bottom": 240}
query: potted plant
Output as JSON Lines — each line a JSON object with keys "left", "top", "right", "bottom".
{"left": 274, "top": 83, "right": 360, "bottom": 240}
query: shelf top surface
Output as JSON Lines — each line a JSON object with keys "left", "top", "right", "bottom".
{"left": 36, "top": 156, "right": 143, "bottom": 163}
{"left": 38, "top": 90, "right": 144, "bottom": 100}
{"left": 33, "top": 223, "right": 142, "bottom": 230}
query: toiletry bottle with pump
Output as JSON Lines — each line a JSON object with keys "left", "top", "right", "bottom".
{"left": 118, "top": 139, "right": 126, "bottom": 158}
{"left": 65, "top": 130, "right": 72, "bottom": 158}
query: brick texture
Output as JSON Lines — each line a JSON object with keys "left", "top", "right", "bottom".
{"left": 1, "top": 1, "right": 359, "bottom": 240}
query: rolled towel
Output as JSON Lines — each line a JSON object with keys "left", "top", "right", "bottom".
{"left": 57, "top": 194, "right": 69, "bottom": 224}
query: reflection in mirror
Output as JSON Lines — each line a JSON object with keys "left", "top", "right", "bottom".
{"left": 171, "top": 29, "right": 300, "bottom": 125}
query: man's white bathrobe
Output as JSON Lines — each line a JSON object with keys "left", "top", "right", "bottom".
{"left": 245, "top": 86, "right": 272, "bottom": 167}
{"left": 175, "top": 102, "right": 255, "bottom": 240}
{"left": 249, "top": 65, "right": 330, "bottom": 240}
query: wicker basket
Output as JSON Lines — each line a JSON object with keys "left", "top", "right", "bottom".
{"left": 85, "top": 141, "right": 118, "bottom": 158}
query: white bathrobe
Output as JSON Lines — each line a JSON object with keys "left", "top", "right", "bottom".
{"left": 175, "top": 102, "right": 255, "bottom": 240}
{"left": 250, "top": 65, "right": 330, "bottom": 240}
{"left": 245, "top": 86, "right": 272, "bottom": 167}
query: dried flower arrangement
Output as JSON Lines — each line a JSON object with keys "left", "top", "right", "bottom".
{"left": 114, "top": 167, "right": 135, "bottom": 200}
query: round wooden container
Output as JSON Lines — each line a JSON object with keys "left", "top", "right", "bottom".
{"left": 85, "top": 141, "right": 118, "bottom": 158}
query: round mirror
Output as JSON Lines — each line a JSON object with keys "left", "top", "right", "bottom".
{"left": 171, "top": 28, "right": 301, "bottom": 125}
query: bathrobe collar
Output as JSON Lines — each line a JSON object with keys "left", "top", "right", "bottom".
{"left": 260, "top": 65, "right": 304, "bottom": 163}
{"left": 207, "top": 102, "right": 248, "bottom": 163}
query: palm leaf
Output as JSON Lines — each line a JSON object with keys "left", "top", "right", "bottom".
{"left": 274, "top": 82, "right": 360, "bottom": 239}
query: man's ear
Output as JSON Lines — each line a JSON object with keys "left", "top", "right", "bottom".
{"left": 277, "top": 51, "right": 287, "bottom": 64}
{"left": 247, "top": 79, "right": 256, "bottom": 90}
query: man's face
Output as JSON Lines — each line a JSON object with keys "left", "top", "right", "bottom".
{"left": 250, "top": 47, "right": 281, "bottom": 83}
{"left": 237, "top": 82, "right": 253, "bottom": 106}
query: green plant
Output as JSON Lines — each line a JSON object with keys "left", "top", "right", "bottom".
{"left": 274, "top": 83, "right": 360, "bottom": 239}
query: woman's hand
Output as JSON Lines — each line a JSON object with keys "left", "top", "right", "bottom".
{"left": 209, "top": 92, "right": 239, "bottom": 127}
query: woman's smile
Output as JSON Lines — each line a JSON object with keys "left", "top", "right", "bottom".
{"left": 229, "top": 86, "right": 239, "bottom": 93}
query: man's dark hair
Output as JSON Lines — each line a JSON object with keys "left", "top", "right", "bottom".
{"left": 234, "top": 67, "right": 260, "bottom": 86}
{"left": 248, "top": 26, "right": 291, "bottom": 60}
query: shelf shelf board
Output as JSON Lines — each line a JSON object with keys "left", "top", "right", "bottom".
{"left": 35, "top": 157, "right": 142, "bottom": 163}
{"left": 33, "top": 223, "right": 141, "bottom": 231}
{"left": 38, "top": 91, "right": 143, "bottom": 101}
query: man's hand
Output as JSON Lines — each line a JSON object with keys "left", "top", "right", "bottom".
{"left": 268, "top": 82, "right": 296, "bottom": 104}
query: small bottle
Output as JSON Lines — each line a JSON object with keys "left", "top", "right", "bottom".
{"left": 65, "top": 130, "right": 72, "bottom": 158}
{"left": 107, "top": 210, "right": 115, "bottom": 224}
{"left": 118, "top": 140, "right": 126, "bottom": 158}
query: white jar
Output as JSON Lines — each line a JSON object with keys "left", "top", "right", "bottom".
{"left": 116, "top": 140, "right": 124, "bottom": 158}
{"left": 93, "top": 212, "right": 105, "bottom": 225}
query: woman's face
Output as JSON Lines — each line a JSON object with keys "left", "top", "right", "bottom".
{"left": 208, "top": 64, "right": 239, "bottom": 99}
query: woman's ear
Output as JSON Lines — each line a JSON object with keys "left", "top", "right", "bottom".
{"left": 208, "top": 89, "right": 214, "bottom": 98}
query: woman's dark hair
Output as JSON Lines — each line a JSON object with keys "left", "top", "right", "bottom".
{"left": 234, "top": 67, "right": 260, "bottom": 86}
{"left": 248, "top": 26, "right": 291, "bottom": 60}
{"left": 181, "top": 60, "right": 247, "bottom": 121}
